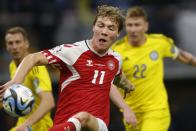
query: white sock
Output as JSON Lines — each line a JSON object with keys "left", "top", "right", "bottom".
{"left": 67, "top": 117, "right": 81, "bottom": 131}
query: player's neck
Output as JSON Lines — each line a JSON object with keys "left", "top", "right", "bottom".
{"left": 128, "top": 35, "right": 147, "bottom": 47}
{"left": 14, "top": 52, "right": 29, "bottom": 66}
{"left": 14, "top": 59, "right": 22, "bottom": 66}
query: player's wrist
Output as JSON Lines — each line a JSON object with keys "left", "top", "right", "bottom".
{"left": 23, "top": 119, "right": 33, "bottom": 127}
{"left": 121, "top": 103, "right": 129, "bottom": 111}
{"left": 26, "top": 126, "right": 32, "bottom": 131}
{"left": 8, "top": 80, "right": 20, "bottom": 87}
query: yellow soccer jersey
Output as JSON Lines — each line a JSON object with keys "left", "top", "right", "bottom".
{"left": 112, "top": 34, "right": 179, "bottom": 112}
{"left": 9, "top": 61, "right": 53, "bottom": 131}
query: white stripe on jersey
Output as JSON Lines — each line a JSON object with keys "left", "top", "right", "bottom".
{"left": 46, "top": 55, "right": 53, "bottom": 60}
{"left": 61, "top": 65, "right": 80, "bottom": 91}
{"left": 49, "top": 59, "right": 57, "bottom": 64}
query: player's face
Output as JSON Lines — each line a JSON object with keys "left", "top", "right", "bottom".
{"left": 5, "top": 33, "right": 29, "bottom": 61}
{"left": 125, "top": 17, "right": 148, "bottom": 46}
{"left": 92, "top": 17, "right": 119, "bottom": 54}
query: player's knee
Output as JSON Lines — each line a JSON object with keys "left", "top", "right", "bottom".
{"left": 75, "top": 111, "right": 91, "bottom": 126}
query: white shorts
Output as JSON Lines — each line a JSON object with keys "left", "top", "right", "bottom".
{"left": 96, "top": 118, "right": 108, "bottom": 131}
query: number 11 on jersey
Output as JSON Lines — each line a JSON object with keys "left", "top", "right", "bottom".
{"left": 92, "top": 70, "right": 105, "bottom": 84}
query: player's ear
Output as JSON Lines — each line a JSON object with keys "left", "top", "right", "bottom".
{"left": 117, "top": 33, "right": 120, "bottom": 38}
{"left": 144, "top": 21, "right": 149, "bottom": 32}
{"left": 25, "top": 40, "right": 30, "bottom": 48}
{"left": 5, "top": 43, "right": 9, "bottom": 52}
{"left": 116, "top": 32, "right": 120, "bottom": 38}
{"left": 92, "top": 25, "right": 96, "bottom": 32}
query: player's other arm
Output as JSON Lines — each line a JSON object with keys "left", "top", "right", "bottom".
{"left": 113, "top": 72, "right": 134, "bottom": 92}
{"left": 176, "top": 49, "right": 196, "bottom": 66}
{"left": 0, "top": 52, "right": 48, "bottom": 99}
{"left": 110, "top": 85, "right": 137, "bottom": 126}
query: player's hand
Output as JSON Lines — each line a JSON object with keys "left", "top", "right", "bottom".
{"left": 0, "top": 81, "right": 14, "bottom": 101}
{"left": 123, "top": 105, "right": 137, "bottom": 127}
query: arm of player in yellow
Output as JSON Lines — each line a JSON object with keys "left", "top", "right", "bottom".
{"left": 15, "top": 91, "right": 55, "bottom": 130}
{"left": 110, "top": 85, "right": 137, "bottom": 126}
{"left": 176, "top": 49, "right": 196, "bottom": 66}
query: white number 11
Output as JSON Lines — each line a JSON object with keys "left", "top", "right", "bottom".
{"left": 92, "top": 70, "right": 105, "bottom": 84}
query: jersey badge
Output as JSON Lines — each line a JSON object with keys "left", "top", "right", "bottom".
{"left": 149, "top": 51, "right": 159, "bottom": 61}
{"left": 170, "top": 46, "right": 176, "bottom": 54}
{"left": 107, "top": 60, "right": 115, "bottom": 70}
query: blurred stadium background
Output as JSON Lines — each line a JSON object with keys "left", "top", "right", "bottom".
{"left": 0, "top": 0, "right": 196, "bottom": 131}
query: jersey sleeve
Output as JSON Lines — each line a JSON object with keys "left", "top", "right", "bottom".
{"left": 42, "top": 44, "right": 67, "bottom": 66}
{"left": 42, "top": 44, "right": 82, "bottom": 68}
{"left": 112, "top": 50, "right": 122, "bottom": 76}
{"left": 162, "top": 35, "right": 179, "bottom": 59}
{"left": 31, "top": 66, "right": 52, "bottom": 93}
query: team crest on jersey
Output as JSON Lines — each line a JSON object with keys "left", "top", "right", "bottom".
{"left": 170, "top": 46, "right": 176, "bottom": 54}
{"left": 150, "top": 51, "right": 159, "bottom": 61}
{"left": 107, "top": 60, "right": 115, "bottom": 70}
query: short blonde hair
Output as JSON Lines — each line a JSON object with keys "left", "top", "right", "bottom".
{"left": 93, "top": 5, "right": 124, "bottom": 32}
{"left": 5, "top": 26, "right": 29, "bottom": 41}
{"left": 126, "top": 6, "right": 147, "bottom": 21}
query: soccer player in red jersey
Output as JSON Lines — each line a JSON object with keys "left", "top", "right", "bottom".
{"left": 0, "top": 5, "right": 137, "bottom": 131}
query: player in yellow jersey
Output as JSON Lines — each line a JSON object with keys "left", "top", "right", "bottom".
{"left": 112, "top": 6, "right": 196, "bottom": 131}
{"left": 4, "top": 26, "right": 55, "bottom": 131}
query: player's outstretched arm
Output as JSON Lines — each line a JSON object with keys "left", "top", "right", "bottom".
{"left": 176, "top": 49, "right": 196, "bottom": 66}
{"left": 12, "top": 52, "right": 49, "bottom": 84}
{"left": 0, "top": 52, "right": 48, "bottom": 100}
{"left": 110, "top": 85, "right": 137, "bottom": 127}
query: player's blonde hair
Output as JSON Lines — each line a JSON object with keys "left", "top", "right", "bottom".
{"left": 126, "top": 6, "right": 148, "bottom": 21}
{"left": 5, "top": 26, "right": 29, "bottom": 41}
{"left": 93, "top": 5, "right": 124, "bottom": 32}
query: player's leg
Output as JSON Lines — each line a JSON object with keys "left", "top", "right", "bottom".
{"left": 72, "top": 112, "right": 108, "bottom": 131}
{"left": 141, "top": 108, "right": 171, "bottom": 131}
{"left": 49, "top": 111, "right": 107, "bottom": 131}
{"left": 73, "top": 111, "right": 99, "bottom": 131}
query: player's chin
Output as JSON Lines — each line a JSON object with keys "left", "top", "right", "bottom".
{"left": 12, "top": 54, "right": 20, "bottom": 58}
{"left": 97, "top": 43, "right": 108, "bottom": 49}
{"left": 97, "top": 47, "right": 109, "bottom": 54}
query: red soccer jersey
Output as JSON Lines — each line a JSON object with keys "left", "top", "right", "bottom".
{"left": 42, "top": 40, "right": 122, "bottom": 126}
